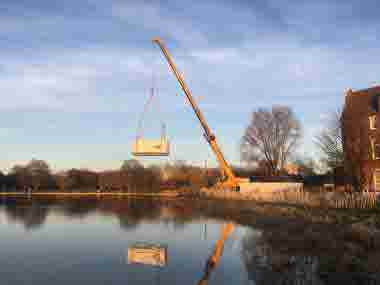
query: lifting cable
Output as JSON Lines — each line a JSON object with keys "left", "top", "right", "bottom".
{"left": 135, "top": 81, "right": 166, "bottom": 142}
{"left": 136, "top": 71, "right": 159, "bottom": 138}
{"left": 136, "top": 86, "right": 156, "bottom": 140}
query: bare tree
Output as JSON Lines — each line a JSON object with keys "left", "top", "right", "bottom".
{"left": 317, "top": 110, "right": 373, "bottom": 192}
{"left": 10, "top": 165, "right": 31, "bottom": 189}
{"left": 120, "top": 159, "right": 143, "bottom": 172}
{"left": 315, "top": 111, "right": 344, "bottom": 171}
{"left": 9, "top": 159, "right": 54, "bottom": 190}
{"left": 241, "top": 106, "right": 302, "bottom": 176}
{"left": 26, "top": 159, "right": 53, "bottom": 190}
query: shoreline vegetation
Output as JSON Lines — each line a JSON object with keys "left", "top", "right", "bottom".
{"left": 1, "top": 183, "right": 379, "bottom": 209}
{"left": 0, "top": 159, "right": 223, "bottom": 194}
{"left": 201, "top": 187, "right": 380, "bottom": 209}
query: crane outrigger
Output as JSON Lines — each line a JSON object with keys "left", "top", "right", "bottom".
{"left": 153, "top": 37, "right": 240, "bottom": 191}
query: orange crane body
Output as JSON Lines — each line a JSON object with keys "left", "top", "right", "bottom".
{"left": 153, "top": 37, "right": 239, "bottom": 191}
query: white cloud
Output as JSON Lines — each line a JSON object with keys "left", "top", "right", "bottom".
{"left": 111, "top": 1, "right": 207, "bottom": 46}
{"left": 0, "top": 48, "right": 164, "bottom": 112}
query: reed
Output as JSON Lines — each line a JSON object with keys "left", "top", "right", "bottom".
{"left": 271, "top": 189, "right": 379, "bottom": 209}
{"left": 202, "top": 187, "right": 380, "bottom": 210}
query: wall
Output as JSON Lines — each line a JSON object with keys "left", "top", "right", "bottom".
{"left": 239, "top": 182, "right": 303, "bottom": 194}
{"left": 342, "top": 86, "right": 380, "bottom": 190}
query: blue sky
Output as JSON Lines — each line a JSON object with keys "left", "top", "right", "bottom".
{"left": 0, "top": 0, "right": 379, "bottom": 172}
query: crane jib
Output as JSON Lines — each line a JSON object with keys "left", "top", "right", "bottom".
{"left": 153, "top": 37, "right": 239, "bottom": 191}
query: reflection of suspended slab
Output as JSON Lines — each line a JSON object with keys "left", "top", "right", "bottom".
{"left": 127, "top": 243, "right": 168, "bottom": 267}
{"left": 132, "top": 124, "right": 170, "bottom": 157}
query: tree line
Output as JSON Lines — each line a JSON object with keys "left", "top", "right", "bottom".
{"left": 0, "top": 159, "right": 218, "bottom": 192}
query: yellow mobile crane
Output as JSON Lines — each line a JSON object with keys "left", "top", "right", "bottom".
{"left": 153, "top": 37, "right": 240, "bottom": 191}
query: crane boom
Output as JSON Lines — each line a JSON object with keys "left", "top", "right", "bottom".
{"left": 152, "top": 37, "right": 239, "bottom": 190}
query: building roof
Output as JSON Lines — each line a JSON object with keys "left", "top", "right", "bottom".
{"left": 347, "top": 85, "right": 380, "bottom": 96}
{"left": 345, "top": 85, "right": 380, "bottom": 114}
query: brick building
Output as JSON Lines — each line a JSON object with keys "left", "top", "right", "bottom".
{"left": 342, "top": 86, "right": 380, "bottom": 191}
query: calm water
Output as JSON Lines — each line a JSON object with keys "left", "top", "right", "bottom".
{"left": 0, "top": 197, "right": 324, "bottom": 285}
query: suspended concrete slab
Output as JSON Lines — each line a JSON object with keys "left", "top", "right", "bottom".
{"left": 132, "top": 138, "right": 170, "bottom": 157}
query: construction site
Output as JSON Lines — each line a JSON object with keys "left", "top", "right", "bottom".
{"left": 130, "top": 37, "right": 302, "bottom": 196}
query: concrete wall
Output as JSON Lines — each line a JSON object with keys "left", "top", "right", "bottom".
{"left": 200, "top": 182, "right": 304, "bottom": 201}
{"left": 239, "top": 182, "right": 303, "bottom": 194}
{"left": 200, "top": 183, "right": 379, "bottom": 209}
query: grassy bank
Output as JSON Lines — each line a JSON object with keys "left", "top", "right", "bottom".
{"left": 201, "top": 186, "right": 380, "bottom": 210}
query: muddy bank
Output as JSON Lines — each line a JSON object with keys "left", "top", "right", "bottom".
{"left": 193, "top": 199, "right": 380, "bottom": 283}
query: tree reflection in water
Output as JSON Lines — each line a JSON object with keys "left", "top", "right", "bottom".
{"left": 0, "top": 197, "right": 199, "bottom": 232}
{"left": 0, "top": 197, "right": 50, "bottom": 231}
{"left": 241, "top": 229, "right": 324, "bottom": 285}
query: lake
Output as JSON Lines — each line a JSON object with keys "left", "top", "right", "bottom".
{"left": 0, "top": 197, "right": 350, "bottom": 284}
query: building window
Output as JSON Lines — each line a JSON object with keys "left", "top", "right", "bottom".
{"left": 375, "top": 144, "right": 380, "bottom": 159}
{"left": 374, "top": 170, "right": 380, "bottom": 191}
{"left": 373, "top": 140, "right": 380, "bottom": 160}
{"left": 369, "top": 115, "right": 377, "bottom": 130}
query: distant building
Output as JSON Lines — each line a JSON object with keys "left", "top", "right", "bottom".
{"left": 342, "top": 86, "right": 380, "bottom": 191}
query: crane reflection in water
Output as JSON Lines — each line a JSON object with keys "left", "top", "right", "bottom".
{"left": 196, "top": 223, "right": 235, "bottom": 285}
{"left": 126, "top": 222, "right": 235, "bottom": 285}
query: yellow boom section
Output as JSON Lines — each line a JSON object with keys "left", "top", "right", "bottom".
{"left": 152, "top": 37, "right": 238, "bottom": 190}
